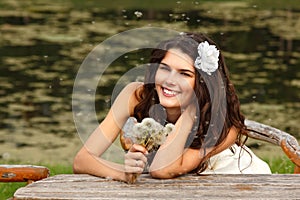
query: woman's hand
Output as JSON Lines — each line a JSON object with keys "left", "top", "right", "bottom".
{"left": 182, "top": 101, "right": 197, "bottom": 121}
{"left": 124, "top": 144, "right": 148, "bottom": 183}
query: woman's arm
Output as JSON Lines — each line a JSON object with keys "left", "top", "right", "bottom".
{"left": 73, "top": 82, "right": 147, "bottom": 182}
{"left": 199, "top": 126, "right": 238, "bottom": 158}
{"left": 150, "top": 107, "right": 238, "bottom": 179}
{"left": 149, "top": 104, "right": 197, "bottom": 178}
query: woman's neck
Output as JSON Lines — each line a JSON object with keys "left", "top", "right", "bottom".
{"left": 165, "top": 107, "right": 181, "bottom": 124}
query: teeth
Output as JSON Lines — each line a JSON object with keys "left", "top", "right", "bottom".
{"left": 163, "top": 88, "right": 177, "bottom": 95}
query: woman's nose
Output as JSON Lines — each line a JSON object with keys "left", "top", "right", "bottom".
{"left": 164, "top": 72, "right": 177, "bottom": 86}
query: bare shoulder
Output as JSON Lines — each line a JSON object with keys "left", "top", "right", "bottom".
{"left": 228, "top": 125, "right": 239, "bottom": 138}
{"left": 123, "top": 82, "right": 144, "bottom": 92}
{"left": 118, "top": 82, "right": 143, "bottom": 100}
{"left": 112, "top": 82, "right": 143, "bottom": 115}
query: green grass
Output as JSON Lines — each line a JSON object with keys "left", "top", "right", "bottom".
{"left": 1, "top": 158, "right": 296, "bottom": 199}
{"left": 0, "top": 182, "right": 26, "bottom": 200}
{"left": 265, "top": 157, "right": 295, "bottom": 174}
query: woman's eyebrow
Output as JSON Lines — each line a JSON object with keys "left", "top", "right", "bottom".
{"left": 180, "top": 69, "right": 195, "bottom": 74}
{"left": 160, "top": 62, "right": 195, "bottom": 74}
{"left": 160, "top": 62, "right": 170, "bottom": 67}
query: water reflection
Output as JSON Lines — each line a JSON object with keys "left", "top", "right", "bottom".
{"left": 0, "top": 0, "right": 299, "bottom": 165}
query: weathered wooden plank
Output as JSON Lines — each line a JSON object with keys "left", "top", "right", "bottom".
{"left": 0, "top": 165, "right": 49, "bottom": 183}
{"left": 13, "top": 174, "right": 300, "bottom": 199}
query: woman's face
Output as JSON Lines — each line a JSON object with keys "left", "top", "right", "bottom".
{"left": 155, "top": 48, "right": 196, "bottom": 111}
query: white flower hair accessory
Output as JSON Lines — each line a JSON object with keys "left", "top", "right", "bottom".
{"left": 194, "top": 41, "right": 220, "bottom": 75}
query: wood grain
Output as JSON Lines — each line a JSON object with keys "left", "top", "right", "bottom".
{"left": 14, "top": 174, "right": 300, "bottom": 199}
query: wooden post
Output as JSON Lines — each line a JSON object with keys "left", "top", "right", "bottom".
{"left": 245, "top": 119, "right": 300, "bottom": 173}
{"left": 0, "top": 165, "right": 50, "bottom": 184}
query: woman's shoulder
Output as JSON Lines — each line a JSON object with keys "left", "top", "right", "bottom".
{"left": 110, "top": 82, "right": 144, "bottom": 118}
{"left": 115, "top": 81, "right": 143, "bottom": 107}
{"left": 120, "top": 82, "right": 144, "bottom": 115}
{"left": 120, "top": 82, "right": 144, "bottom": 97}
{"left": 124, "top": 82, "right": 144, "bottom": 91}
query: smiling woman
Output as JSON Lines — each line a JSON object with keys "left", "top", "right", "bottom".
{"left": 73, "top": 32, "right": 271, "bottom": 184}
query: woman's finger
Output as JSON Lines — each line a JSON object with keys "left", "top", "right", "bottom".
{"left": 125, "top": 151, "right": 148, "bottom": 163}
{"left": 124, "top": 160, "right": 145, "bottom": 173}
{"left": 129, "top": 144, "right": 148, "bottom": 155}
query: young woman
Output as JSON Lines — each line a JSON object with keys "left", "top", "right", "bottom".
{"left": 73, "top": 32, "right": 271, "bottom": 183}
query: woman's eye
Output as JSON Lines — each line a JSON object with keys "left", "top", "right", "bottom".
{"left": 159, "top": 65, "right": 170, "bottom": 71}
{"left": 181, "top": 72, "right": 192, "bottom": 77}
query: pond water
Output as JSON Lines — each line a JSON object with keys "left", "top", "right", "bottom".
{"left": 0, "top": 0, "right": 299, "bottom": 166}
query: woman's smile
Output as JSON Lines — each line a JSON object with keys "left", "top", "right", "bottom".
{"left": 161, "top": 87, "right": 180, "bottom": 97}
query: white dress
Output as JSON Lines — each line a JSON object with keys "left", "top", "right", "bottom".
{"left": 201, "top": 144, "right": 272, "bottom": 174}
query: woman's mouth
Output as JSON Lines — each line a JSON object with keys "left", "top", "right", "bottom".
{"left": 162, "top": 87, "right": 179, "bottom": 97}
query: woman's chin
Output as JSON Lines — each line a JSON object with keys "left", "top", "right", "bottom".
{"left": 159, "top": 101, "right": 181, "bottom": 110}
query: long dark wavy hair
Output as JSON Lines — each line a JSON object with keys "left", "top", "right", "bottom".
{"left": 133, "top": 32, "right": 248, "bottom": 173}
